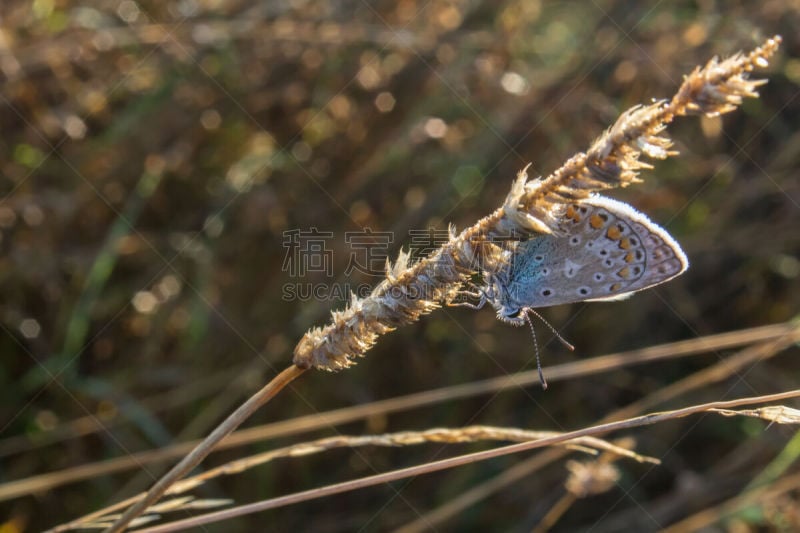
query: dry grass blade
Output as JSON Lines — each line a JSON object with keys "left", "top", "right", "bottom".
{"left": 123, "top": 390, "right": 800, "bottom": 532}
{"left": 98, "top": 364, "right": 304, "bottom": 533}
{"left": 396, "top": 327, "right": 800, "bottom": 532}
{"left": 79, "top": 498, "right": 231, "bottom": 530}
{"left": 28, "top": 321, "right": 791, "bottom": 515}
{"left": 711, "top": 406, "right": 800, "bottom": 424}
{"left": 60, "top": 428, "right": 655, "bottom": 531}
{"left": 165, "top": 426, "right": 659, "bottom": 493}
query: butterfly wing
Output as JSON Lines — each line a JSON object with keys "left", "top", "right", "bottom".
{"left": 499, "top": 195, "right": 688, "bottom": 312}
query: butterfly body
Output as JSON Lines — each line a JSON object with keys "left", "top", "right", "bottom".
{"left": 485, "top": 195, "right": 688, "bottom": 325}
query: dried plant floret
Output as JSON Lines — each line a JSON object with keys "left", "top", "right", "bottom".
{"left": 293, "top": 36, "right": 781, "bottom": 372}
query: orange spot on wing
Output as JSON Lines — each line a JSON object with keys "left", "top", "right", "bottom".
{"left": 590, "top": 214, "right": 604, "bottom": 229}
{"left": 625, "top": 252, "right": 635, "bottom": 263}
{"left": 606, "top": 226, "right": 622, "bottom": 240}
{"left": 566, "top": 205, "right": 581, "bottom": 223}
{"left": 617, "top": 266, "right": 631, "bottom": 279}
{"left": 609, "top": 282, "right": 622, "bottom": 292}
{"left": 619, "top": 237, "right": 631, "bottom": 250}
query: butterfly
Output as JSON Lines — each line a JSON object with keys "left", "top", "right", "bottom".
{"left": 461, "top": 195, "right": 688, "bottom": 387}
{"left": 486, "top": 195, "right": 688, "bottom": 322}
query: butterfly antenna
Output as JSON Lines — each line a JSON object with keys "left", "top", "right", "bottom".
{"left": 527, "top": 308, "right": 575, "bottom": 351}
{"left": 522, "top": 309, "right": 547, "bottom": 390}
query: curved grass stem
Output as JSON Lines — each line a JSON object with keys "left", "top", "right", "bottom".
{"left": 102, "top": 364, "right": 306, "bottom": 533}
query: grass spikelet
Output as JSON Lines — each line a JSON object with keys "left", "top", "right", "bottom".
{"left": 293, "top": 36, "right": 781, "bottom": 372}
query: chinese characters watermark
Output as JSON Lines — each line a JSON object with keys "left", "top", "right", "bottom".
{"left": 280, "top": 227, "right": 527, "bottom": 302}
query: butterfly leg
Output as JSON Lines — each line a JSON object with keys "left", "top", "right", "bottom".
{"left": 449, "top": 271, "right": 509, "bottom": 312}
{"left": 448, "top": 290, "right": 486, "bottom": 309}
{"left": 448, "top": 283, "right": 490, "bottom": 309}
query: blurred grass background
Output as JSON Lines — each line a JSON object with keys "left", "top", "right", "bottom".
{"left": 1, "top": 1, "right": 799, "bottom": 531}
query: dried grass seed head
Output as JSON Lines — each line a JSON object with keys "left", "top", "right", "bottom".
{"left": 292, "top": 36, "right": 781, "bottom": 373}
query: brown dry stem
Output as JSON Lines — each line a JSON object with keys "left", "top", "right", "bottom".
{"left": 48, "top": 321, "right": 797, "bottom": 532}
{"left": 102, "top": 364, "right": 305, "bottom": 533}
{"left": 293, "top": 36, "right": 781, "bottom": 372}
{"left": 61, "top": 427, "right": 656, "bottom": 530}
{"left": 396, "top": 325, "right": 800, "bottom": 532}
{"left": 127, "top": 390, "right": 800, "bottom": 532}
